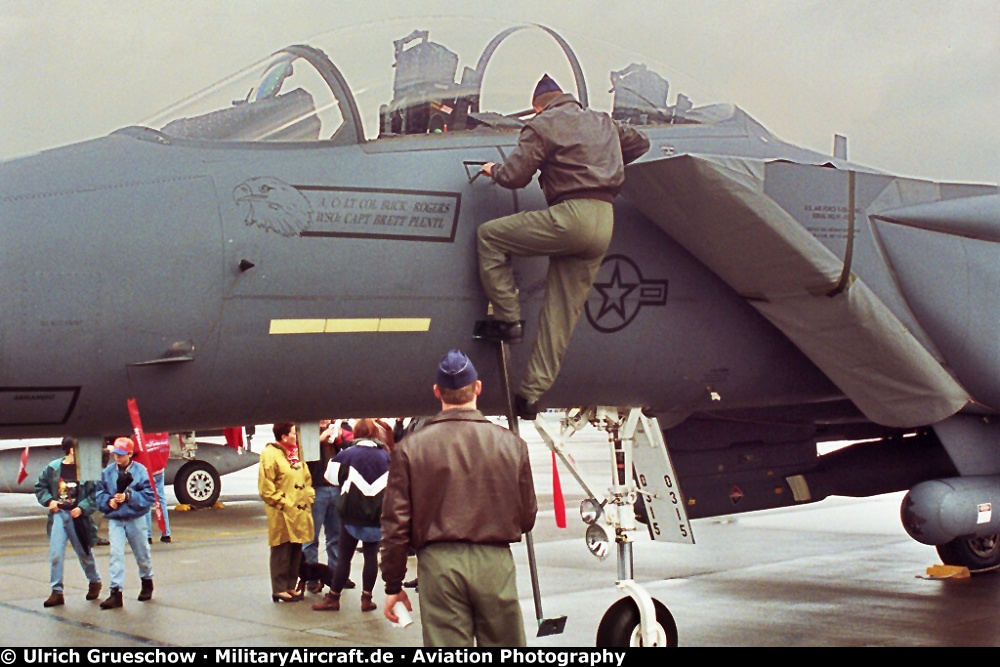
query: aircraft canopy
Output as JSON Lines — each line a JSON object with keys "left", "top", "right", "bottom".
{"left": 139, "top": 18, "right": 727, "bottom": 146}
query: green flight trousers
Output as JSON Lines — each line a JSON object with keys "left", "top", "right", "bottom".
{"left": 477, "top": 198, "right": 614, "bottom": 403}
{"left": 416, "top": 542, "right": 525, "bottom": 647}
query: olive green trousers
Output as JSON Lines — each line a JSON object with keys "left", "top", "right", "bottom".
{"left": 416, "top": 542, "right": 525, "bottom": 647}
{"left": 477, "top": 198, "right": 613, "bottom": 402}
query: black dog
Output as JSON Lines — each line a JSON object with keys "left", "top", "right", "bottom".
{"left": 297, "top": 561, "right": 335, "bottom": 595}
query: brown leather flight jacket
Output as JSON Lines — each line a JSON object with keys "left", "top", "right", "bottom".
{"left": 492, "top": 93, "right": 650, "bottom": 206}
{"left": 380, "top": 408, "right": 537, "bottom": 594}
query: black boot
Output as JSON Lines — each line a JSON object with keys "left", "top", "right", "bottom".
{"left": 138, "top": 578, "right": 154, "bottom": 602}
{"left": 479, "top": 320, "right": 524, "bottom": 344}
{"left": 100, "top": 588, "right": 123, "bottom": 610}
{"left": 515, "top": 394, "right": 538, "bottom": 420}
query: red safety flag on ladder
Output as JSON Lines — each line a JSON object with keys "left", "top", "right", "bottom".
{"left": 16, "top": 446, "right": 30, "bottom": 485}
{"left": 127, "top": 398, "right": 166, "bottom": 533}
{"left": 552, "top": 450, "right": 566, "bottom": 528}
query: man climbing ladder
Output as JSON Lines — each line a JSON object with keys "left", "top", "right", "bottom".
{"left": 476, "top": 74, "right": 650, "bottom": 419}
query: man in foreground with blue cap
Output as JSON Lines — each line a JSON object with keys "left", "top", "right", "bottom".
{"left": 380, "top": 349, "right": 537, "bottom": 646}
{"left": 477, "top": 73, "right": 650, "bottom": 419}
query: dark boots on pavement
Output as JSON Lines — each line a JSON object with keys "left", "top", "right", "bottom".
{"left": 86, "top": 581, "right": 102, "bottom": 601}
{"left": 138, "top": 578, "right": 154, "bottom": 602}
{"left": 312, "top": 591, "right": 340, "bottom": 611}
{"left": 43, "top": 591, "right": 64, "bottom": 607}
{"left": 100, "top": 588, "right": 123, "bottom": 610}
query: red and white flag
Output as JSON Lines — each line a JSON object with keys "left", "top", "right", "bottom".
{"left": 16, "top": 446, "right": 30, "bottom": 485}
{"left": 142, "top": 433, "right": 170, "bottom": 477}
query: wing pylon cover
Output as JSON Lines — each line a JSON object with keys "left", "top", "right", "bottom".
{"left": 622, "top": 154, "right": 969, "bottom": 428}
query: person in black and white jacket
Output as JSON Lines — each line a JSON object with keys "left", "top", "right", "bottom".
{"left": 312, "top": 419, "right": 390, "bottom": 614}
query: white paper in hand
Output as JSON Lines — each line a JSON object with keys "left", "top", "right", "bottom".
{"left": 391, "top": 600, "right": 413, "bottom": 628}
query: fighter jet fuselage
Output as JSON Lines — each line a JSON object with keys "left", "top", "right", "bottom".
{"left": 0, "top": 119, "right": 845, "bottom": 436}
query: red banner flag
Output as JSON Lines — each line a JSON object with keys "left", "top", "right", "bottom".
{"left": 143, "top": 433, "right": 171, "bottom": 477}
{"left": 16, "top": 446, "right": 30, "bottom": 485}
{"left": 127, "top": 398, "right": 166, "bottom": 533}
{"left": 551, "top": 450, "right": 566, "bottom": 528}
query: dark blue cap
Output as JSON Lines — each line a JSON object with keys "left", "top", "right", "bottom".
{"left": 436, "top": 349, "right": 478, "bottom": 389}
{"left": 532, "top": 74, "right": 562, "bottom": 102}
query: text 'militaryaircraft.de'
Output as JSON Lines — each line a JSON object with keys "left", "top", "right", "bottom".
{"left": 2, "top": 18, "right": 999, "bottom": 646}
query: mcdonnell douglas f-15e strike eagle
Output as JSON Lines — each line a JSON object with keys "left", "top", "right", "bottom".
{"left": 1, "top": 19, "right": 998, "bottom": 646}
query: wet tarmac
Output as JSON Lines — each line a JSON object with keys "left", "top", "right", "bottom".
{"left": 1, "top": 425, "right": 998, "bottom": 647}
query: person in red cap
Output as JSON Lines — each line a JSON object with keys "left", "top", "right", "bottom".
{"left": 95, "top": 437, "right": 155, "bottom": 609}
{"left": 380, "top": 349, "right": 537, "bottom": 646}
{"left": 477, "top": 73, "right": 650, "bottom": 419}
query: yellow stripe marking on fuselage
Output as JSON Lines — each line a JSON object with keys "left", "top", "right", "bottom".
{"left": 269, "top": 318, "right": 431, "bottom": 334}
{"left": 377, "top": 318, "right": 432, "bottom": 332}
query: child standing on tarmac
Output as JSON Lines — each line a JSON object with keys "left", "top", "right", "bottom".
{"left": 95, "top": 437, "right": 155, "bottom": 609}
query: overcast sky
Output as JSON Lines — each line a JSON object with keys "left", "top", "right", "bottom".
{"left": 2, "top": 0, "right": 997, "bottom": 184}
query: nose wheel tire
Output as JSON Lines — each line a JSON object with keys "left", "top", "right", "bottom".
{"left": 595, "top": 596, "right": 678, "bottom": 647}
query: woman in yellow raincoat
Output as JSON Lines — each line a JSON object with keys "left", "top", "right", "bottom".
{"left": 258, "top": 422, "right": 314, "bottom": 602}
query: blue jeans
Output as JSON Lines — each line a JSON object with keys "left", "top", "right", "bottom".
{"left": 49, "top": 510, "right": 100, "bottom": 592}
{"left": 145, "top": 472, "right": 171, "bottom": 539}
{"left": 108, "top": 515, "right": 153, "bottom": 591}
{"left": 302, "top": 485, "right": 340, "bottom": 575}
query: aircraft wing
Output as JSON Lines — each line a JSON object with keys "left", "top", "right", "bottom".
{"left": 621, "top": 154, "right": 969, "bottom": 428}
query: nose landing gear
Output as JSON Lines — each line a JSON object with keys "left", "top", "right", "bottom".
{"left": 535, "top": 407, "right": 692, "bottom": 647}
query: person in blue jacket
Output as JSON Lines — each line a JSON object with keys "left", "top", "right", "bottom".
{"left": 95, "top": 437, "right": 155, "bottom": 609}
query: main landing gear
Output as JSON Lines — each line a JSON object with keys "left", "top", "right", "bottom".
{"left": 937, "top": 534, "right": 1000, "bottom": 572}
